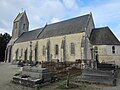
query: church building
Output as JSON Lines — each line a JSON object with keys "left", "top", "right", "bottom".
{"left": 5, "top": 11, "right": 120, "bottom": 66}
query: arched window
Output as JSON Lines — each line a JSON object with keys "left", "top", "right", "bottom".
{"left": 35, "top": 44, "right": 38, "bottom": 61}
{"left": 21, "top": 49, "right": 23, "bottom": 56}
{"left": 112, "top": 46, "right": 115, "bottom": 54}
{"left": 24, "top": 48, "right": 28, "bottom": 60}
{"left": 71, "top": 43, "right": 75, "bottom": 55}
{"left": 15, "top": 49, "right": 19, "bottom": 60}
{"left": 94, "top": 46, "right": 98, "bottom": 54}
{"left": 23, "top": 24, "right": 25, "bottom": 29}
{"left": 81, "top": 36, "right": 85, "bottom": 47}
{"left": 42, "top": 45, "right": 46, "bottom": 56}
{"left": 46, "top": 40, "right": 50, "bottom": 61}
{"left": 55, "top": 44, "right": 59, "bottom": 55}
{"left": 29, "top": 41, "right": 32, "bottom": 61}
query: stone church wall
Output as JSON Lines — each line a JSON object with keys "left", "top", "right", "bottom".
{"left": 11, "top": 32, "right": 86, "bottom": 62}
{"left": 94, "top": 45, "right": 120, "bottom": 66}
{"left": 84, "top": 14, "right": 95, "bottom": 60}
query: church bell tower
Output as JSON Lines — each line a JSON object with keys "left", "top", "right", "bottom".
{"left": 12, "top": 11, "right": 29, "bottom": 39}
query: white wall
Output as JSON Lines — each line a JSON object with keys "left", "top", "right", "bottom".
{"left": 93, "top": 45, "right": 120, "bottom": 66}
{"left": 106, "top": 45, "right": 120, "bottom": 55}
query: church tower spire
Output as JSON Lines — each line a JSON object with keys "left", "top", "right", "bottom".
{"left": 12, "top": 11, "right": 29, "bottom": 39}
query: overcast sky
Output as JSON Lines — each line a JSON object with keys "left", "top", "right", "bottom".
{"left": 0, "top": 0, "right": 120, "bottom": 40}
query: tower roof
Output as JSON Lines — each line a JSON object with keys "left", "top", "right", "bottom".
{"left": 14, "top": 11, "right": 26, "bottom": 22}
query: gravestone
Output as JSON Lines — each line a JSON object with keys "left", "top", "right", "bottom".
{"left": 76, "top": 61, "right": 117, "bottom": 86}
{"left": 12, "top": 66, "right": 56, "bottom": 87}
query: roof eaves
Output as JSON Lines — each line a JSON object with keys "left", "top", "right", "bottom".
{"left": 14, "top": 32, "right": 26, "bottom": 43}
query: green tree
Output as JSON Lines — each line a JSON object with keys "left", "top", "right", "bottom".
{"left": 0, "top": 33, "right": 11, "bottom": 62}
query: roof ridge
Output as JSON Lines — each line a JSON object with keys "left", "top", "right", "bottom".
{"left": 47, "top": 14, "right": 90, "bottom": 26}
{"left": 85, "top": 13, "right": 92, "bottom": 30}
{"left": 26, "top": 14, "right": 90, "bottom": 32}
{"left": 36, "top": 24, "right": 47, "bottom": 39}
{"left": 14, "top": 12, "right": 25, "bottom": 22}
{"left": 14, "top": 13, "right": 21, "bottom": 22}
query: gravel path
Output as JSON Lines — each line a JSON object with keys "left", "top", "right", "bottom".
{"left": 0, "top": 63, "right": 33, "bottom": 90}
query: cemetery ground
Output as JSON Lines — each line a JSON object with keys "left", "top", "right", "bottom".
{"left": 0, "top": 62, "right": 120, "bottom": 90}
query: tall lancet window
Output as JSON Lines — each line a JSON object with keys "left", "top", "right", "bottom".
{"left": 29, "top": 41, "right": 32, "bottom": 61}
{"left": 55, "top": 44, "right": 59, "bottom": 55}
{"left": 112, "top": 46, "right": 115, "bottom": 54}
{"left": 35, "top": 42, "right": 38, "bottom": 61}
{"left": 42, "top": 45, "right": 46, "bottom": 56}
{"left": 23, "top": 24, "right": 25, "bottom": 29}
{"left": 94, "top": 46, "right": 98, "bottom": 54}
{"left": 21, "top": 49, "right": 23, "bottom": 57}
{"left": 15, "top": 49, "right": 19, "bottom": 60}
{"left": 24, "top": 48, "right": 28, "bottom": 60}
{"left": 46, "top": 40, "right": 50, "bottom": 61}
{"left": 70, "top": 43, "right": 75, "bottom": 55}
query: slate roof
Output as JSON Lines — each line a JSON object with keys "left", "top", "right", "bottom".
{"left": 37, "top": 14, "right": 89, "bottom": 39}
{"left": 15, "top": 14, "right": 90, "bottom": 43}
{"left": 14, "top": 12, "right": 24, "bottom": 22}
{"left": 90, "top": 27, "right": 120, "bottom": 45}
{"left": 15, "top": 28, "right": 43, "bottom": 43}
